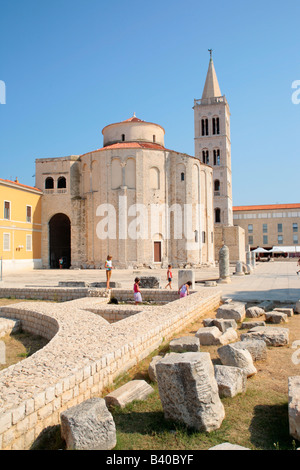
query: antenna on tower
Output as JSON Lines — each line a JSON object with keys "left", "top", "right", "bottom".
{"left": 208, "top": 49, "right": 213, "bottom": 60}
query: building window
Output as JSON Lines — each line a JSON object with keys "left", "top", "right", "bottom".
{"left": 121, "top": 134, "right": 125, "bottom": 142}
{"left": 212, "top": 117, "right": 220, "bottom": 135}
{"left": 263, "top": 235, "right": 268, "bottom": 245}
{"left": 293, "top": 235, "right": 298, "bottom": 244}
{"left": 293, "top": 223, "right": 298, "bottom": 232}
{"left": 215, "top": 208, "right": 221, "bottom": 223}
{"left": 248, "top": 236, "right": 253, "bottom": 245}
{"left": 278, "top": 235, "right": 283, "bottom": 244}
{"left": 213, "top": 149, "right": 220, "bottom": 166}
{"left": 26, "top": 206, "right": 32, "bottom": 223}
{"left": 263, "top": 224, "right": 268, "bottom": 233}
{"left": 26, "top": 234, "right": 32, "bottom": 251}
{"left": 201, "top": 118, "right": 209, "bottom": 136}
{"left": 57, "top": 176, "right": 67, "bottom": 189}
{"left": 278, "top": 223, "right": 283, "bottom": 233}
{"left": 214, "top": 180, "right": 220, "bottom": 192}
{"left": 181, "top": 172, "right": 185, "bottom": 182}
{"left": 3, "top": 233, "right": 10, "bottom": 251}
{"left": 153, "top": 135, "right": 156, "bottom": 143}
{"left": 4, "top": 201, "right": 10, "bottom": 220}
{"left": 202, "top": 150, "right": 209, "bottom": 164}
{"left": 194, "top": 230, "right": 199, "bottom": 243}
{"left": 202, "top": 231, "right": 206, "bottom": 243}
{"left": 248, "top": 224, "right": 253, "bottom": 233}
{"left": 45, "top": 177, "right": 54, "bottom": 190}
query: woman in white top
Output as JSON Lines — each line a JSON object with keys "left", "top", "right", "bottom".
{"left": 105, "top": 255, "right": 113, "bottom": 289}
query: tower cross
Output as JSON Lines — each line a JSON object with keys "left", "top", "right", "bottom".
{"left": 208, "top": 49, "right": 213, "bottom": 60}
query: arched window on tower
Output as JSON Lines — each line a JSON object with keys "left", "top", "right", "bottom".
{"left": 202, "top": 150, "right": 209, "bottom": 164}
{"left": 45, "top": 177, "right": 54, "bottom": 190}
{"left": 215, "top": 208, "right": 221, "bottom": 224}
{"left": 121, "top": 134, "right": 125, "bottom": 142}
{"left": 212, "top": 117, "right": 220, "bottom": 135}
{"left": 201, "top": 118, "right": 209, "bottom": 136}
{"left": 213, "top": 149, "right": 220, "bottom": 166}
{"left": 57, "top": 176, "right": 67, "bottom": 189}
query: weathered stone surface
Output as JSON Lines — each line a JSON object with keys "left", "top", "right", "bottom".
{"left": 288, "top": 376, "right": 300, "bottom": 441}
{"left": 213, "top": 318, "right": 238, "bottom": 333}
{"left": 60, "top": 398, "right": 116, "bottom": 450}
{"left": 148, "top": 356, "right": 163, "bottom": 382}
{"left": 234, "top": 339, "right": 267, "bottom": 361}
{"left": 195, "top": 326, "right": 222, "bottom": 345}
{"left": 209, "top": 442, "right": 250, "bottom": 450}
{"left": 258, "top": 301, "right": 274, "bottom": 312}
{"left": 265, "top": 311, "right": 288, "bottom": 324}
{"left": 178, "top": 270, "right": 195, "bottom": 289}
{"left": 241, "top": 321, "right": 266, "bottom": 330}
{"left": 218, "top": 328, "right": 238, "bottom": 345}
{"left": 104, "top": 380, "right": 154, "bottom": 408}
{"left": 169, "top": 336, "right": 200, "bottom": 353}
{"left": 139, "top": 277, "right": 160, "bottom": 289}
{"left": 273, "top": 307, "right": 294, "bottom": 317}
{"left": 295, "top": 301, "right": 300, "bottom": 314}
{"left": 241, "top": 326, "right": 289, "bottom": 347}
{"left": 246, "top": 306, "right": 265, "bottom": 318}
{"left": 214, "top": 365, "right": 247, "bottom": 398}
{"left": 0, "top": 318, "right": 21, "bottom": 338}
{"left": 217, "top": 344, "right": 257, "bottom": 377}
{"left": 156, "top": 352, "right": 225, "bottom": 432}
{"left": 203, "top": 318, "right": 214, "bottom": 327}
{"left": 216, "top": 302, "right": 246, "bottom": 322}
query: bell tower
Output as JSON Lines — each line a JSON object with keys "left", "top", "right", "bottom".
{"left": 193, "top": 51, "right": 233, "bottom": 227}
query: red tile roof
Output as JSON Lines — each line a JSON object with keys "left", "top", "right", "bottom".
{"left": 0, "top": 178, "right": 42, "bottom": 193}
{"left": 80, "top": 142, "right": 166, "bottom": 156}
{"left": 233, "top": 203, "right": 300, "bottom": 212}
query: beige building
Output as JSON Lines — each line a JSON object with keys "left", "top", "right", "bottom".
{"left": 35, "top": 115, "right": 215, "bottom": 269}
{"left": 233, "top": 203, "right": 300, "bottom": 254}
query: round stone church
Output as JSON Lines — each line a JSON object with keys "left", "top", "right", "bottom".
{"left": 35, "top": 114, "right": 214, "bottom": 269}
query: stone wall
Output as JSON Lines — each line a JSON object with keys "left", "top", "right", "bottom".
{"left": 0, "top": 287, "right": 221, "bottom": 450}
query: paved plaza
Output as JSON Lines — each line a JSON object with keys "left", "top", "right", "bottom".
{"left": 1, "top": 260, "right": 299, "bottom": 303}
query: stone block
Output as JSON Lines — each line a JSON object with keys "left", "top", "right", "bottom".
{"left": 156, "top": 352, "right": 225, "bottom": 432}
{"left": 169, "top": 336, "right": 200, "bottom": 353}
{"left": 216, "top": 302, "right": 246, "bottom": 322}
{"left": 288, "top": 376, "right": 300, "bottom": 441}
{"left": 234, "top": 339, "right": 267, "bottom": 361}
{"left": 241, "top": 326, "right": 289, "bottom": 347}
{"left": 178, "top": 270, "right": 195, "bottom": 290}
{"left": 139, "top": 277, "right": 160, "bottom": 289}
{"left": 148, "top": 356, "right": 163, "bottom": 382}
{"left": 214, "top": 365, "right": 247, "bottom": 398}
{"left": 104, "top": 380, "right": 154, "bottom": 408}
{"left": 241, "top": 321, "right": 266, "bottom": 330}
{"left": 217, "top": 343, "right": 257, "bottom": 378}
{"left": 246, "top": 306, "right": 265, "bottom": 318}
{"left": 213, "top": 318, "right": 237, "bottom": 333}
{"left": 273, "top": 308, "right": 294, "bottom": 317}
{"left": 60, "top": 398, "right": 116, "bottom": 450}
{"left": 265, "top": 311, "right": 288, "bottom": 324}
{"left": 195, "top": 326, "right": 222, "bottom": 345}
{"left": 295, "top": 301, "right": 300, "bottom": 314}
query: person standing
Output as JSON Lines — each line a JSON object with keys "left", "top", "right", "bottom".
{"left": 105, "top": 255, "right": 113, "bottom": 289}
{"left": 133, "top": 277, "right": 142, "bottom": 305}
{"left": 165, "top": 264, "right": 173, "bottom": 289}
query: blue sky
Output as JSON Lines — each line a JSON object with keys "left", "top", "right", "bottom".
{"left": 0, "top": 0, "right": 299, "bottom": 206}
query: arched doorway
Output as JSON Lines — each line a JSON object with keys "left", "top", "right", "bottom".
{"left": 49, "top": 213, "right": 71, "bottom": 269}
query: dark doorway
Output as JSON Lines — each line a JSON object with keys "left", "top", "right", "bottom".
{"left": 154, "top": 241, "right": 162, "bottom": 263}
{"left": 49, "top": 213, "right": 71, "bottom": 269}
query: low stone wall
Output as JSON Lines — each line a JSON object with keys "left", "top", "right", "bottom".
{"left": 0, "top": 287, "right": 109, "bottom": 303}
{"left": 110, "top": 288, "right": 189, "bottom": 303}
{"left": 0, "top": 288, "right": 221, "bottom": 450}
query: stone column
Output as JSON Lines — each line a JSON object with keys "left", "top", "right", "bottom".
{"left": 235, "top": 261, "right": 244, "bottom": 276}
{"left": 246, "top": 251, "right": 253, "bottom": 273}
{"left": 218, "top": 244, "right": 231, "bottom": 283}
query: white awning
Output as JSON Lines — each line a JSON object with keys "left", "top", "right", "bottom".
{"left": 270, "top": 246, "right": 300, "bottom": 253}
{"left": 253, "top": 247, "right": 269, "bottom": 253}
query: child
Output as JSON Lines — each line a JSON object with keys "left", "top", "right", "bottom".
{"left": 165, "top": 264, "right": 173, "bottom": 289}
{"left": 133, "top": 277, "right": 142, "bottom": 305}
{"left": 105, "top": 255, "right": 113, "bottom": 289}
{"left": 178, "top": 281, "right": 192, "bottom": 298}
{"left": 297, "top": 258, "right": 300, "bottom": 275}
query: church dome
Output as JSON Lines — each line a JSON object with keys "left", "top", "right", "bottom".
{"left": 102, "top": 114, "right": 165, "bottom": 147}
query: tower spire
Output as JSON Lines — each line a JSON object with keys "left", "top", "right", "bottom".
{"left": 201, "top": 51, "right": 222, "bottom": 100}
